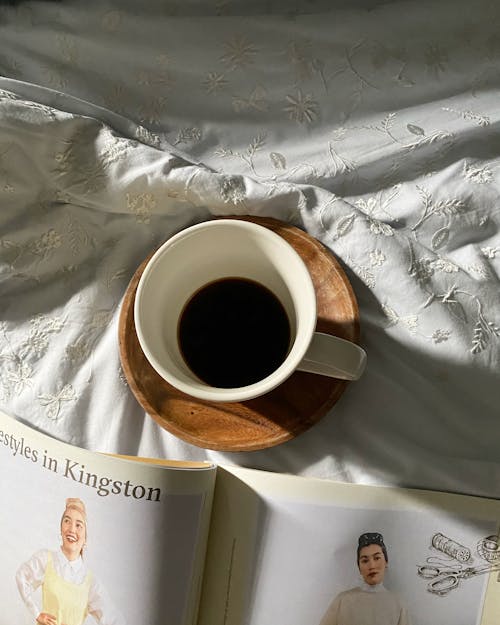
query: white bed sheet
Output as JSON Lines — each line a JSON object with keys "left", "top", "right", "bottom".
{"left": 0, "top": 0, "right": 499, "bottom": 498}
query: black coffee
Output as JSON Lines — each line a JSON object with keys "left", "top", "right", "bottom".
{"left": 178, "top": 277, "right": 291, "bottom": 389}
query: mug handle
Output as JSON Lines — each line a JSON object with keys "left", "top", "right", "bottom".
{"left": 297, "top": 332, "right": 367, "bottom": 381}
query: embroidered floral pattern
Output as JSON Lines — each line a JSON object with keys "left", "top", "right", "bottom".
{"left": 463, "top": 161, "right": 493, "bottom": 184}
{"left": 431, "top": 329, "right": 451, "bottom": 344}
{"left": 0, "top": 2, "right": 499, "bottom": 454}
{"left": 203, "top": 72, "right": 228, "bottom": 95}
{"left": 284, "top": 90, "right": 319, "bottom": 124}
{"left": 221, "top": 36, "right": 258, "bottom": 70}
{"left": 383, "top": 305, "right": 419, "bottom": 333}
{"left": 173, "top": 128, "right": 202, "bottom": 146}
{"left": 126, "top": 192, "right": 156, "bottom": 224}
{"left": 215, "top": 134, "right": 267, "bottom": 176}
{"left": 38, "top": 384, "right": 77, "bottom": 420}
{"left": 30, "top": 229, "right": 63, "bottom": 258}
{"left": 471, "top": 309, "right": 500, "bottom": 354}
{"left": 370, "top": 249, "right": 386, "bottom": 267}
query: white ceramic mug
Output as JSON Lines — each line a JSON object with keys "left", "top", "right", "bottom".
{"left": 134, "top": 219, "right": 366, "bottom": 402}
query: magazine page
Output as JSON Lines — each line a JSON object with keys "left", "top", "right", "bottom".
{"left": 0, "top": 410, "right": 217, "bottom": 625}
{"left": 199, "top": 466, "right": 500, "bottom": 625}
{"left": 197, "top": 467, "right": 264, "bottom": 625}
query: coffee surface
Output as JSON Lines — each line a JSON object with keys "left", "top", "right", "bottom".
{"left": 178, "top": 277, "right": 291, "bottom": 388}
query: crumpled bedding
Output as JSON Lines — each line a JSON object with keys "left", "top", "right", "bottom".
{"left": 0, "top": 0, "right": 499, "bottom": 498}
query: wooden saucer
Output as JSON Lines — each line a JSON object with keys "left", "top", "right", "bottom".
{"left": 118, "top": 216, "right": 360, "bottom": 452}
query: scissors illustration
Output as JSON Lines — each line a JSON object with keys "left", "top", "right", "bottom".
{"left": 417, "top": 563, "right": 500, "bottom": 596}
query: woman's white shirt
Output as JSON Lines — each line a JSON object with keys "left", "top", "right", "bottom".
{"left": 16, "top": 548, "right": 125, "bottom": 625}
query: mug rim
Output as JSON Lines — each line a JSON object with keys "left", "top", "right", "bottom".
{"left": 134, "top": 219, "right": 317, "bottom": 402}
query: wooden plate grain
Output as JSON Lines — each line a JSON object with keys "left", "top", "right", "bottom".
{"left": 118, "top": 216, "right": 360, "bottom": 451}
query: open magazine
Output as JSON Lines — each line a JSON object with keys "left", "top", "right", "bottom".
{"left": 1, "top": 409, "right": 499, "bottom": 625}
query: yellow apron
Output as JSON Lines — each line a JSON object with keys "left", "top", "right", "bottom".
{"left": 42, "top": 552, "right": 92, "bottom": 625}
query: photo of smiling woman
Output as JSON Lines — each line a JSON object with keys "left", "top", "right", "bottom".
{"left": 319, "top": 532, "right": 412, "bottom": 625}
{"left": 15, "top": 498, "right": 124, "bottom": 625}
